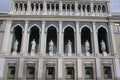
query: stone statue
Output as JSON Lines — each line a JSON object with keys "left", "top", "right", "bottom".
{"left": 67, "top": 40, "right": 72, "bottom": 54}
{"left": 49, "top": 40, "right": 54, "bottom": 54}
{"left": 100, "top": 40, "right": 106, "bottom": 52}
{"left": 85, "top": 40, "right": 90, "bottom": 53}
{"left": 31, "top": 39, "right": 36, "bottom": 53}
{"left": 13, "top": 40, "right": 18, "bottom": 52}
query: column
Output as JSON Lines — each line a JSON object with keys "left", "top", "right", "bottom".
{"left": 0, "top": 58, "right": 5, "bottom": 80}
{"left": 40, "top": 21, "right": 45, "bottom": 55}
{"left": 114, "top": 58, "right": 120, "bottom": 80}
{"left": 43, "top": 1, "right": 47, "bottom": 15}
{"left": 90, "top": 1, "right": 93, "bottom": 15}
{"left": 21, "top": 21, "right": 28, "bottom": 54}
{"left": 58, "top": 21, "right": 63, "bottom": 55}
{"left": 109, "top": 22, "right": 117, "bottom": 55}
{"left": 77, "top": 58, "right": 82, "bottom": 80}
{"left": 58, "top": 58, "right": 62, "bottom": 80}
{"left": 18, "top": 58, "right": 24, "bottom": 80}
{"left": 76, "top": 21, "right": 81, "bottom": 55}
{"left": 27, "top": 1, "right": 31, "bottom": 14}
{"left": 92, "top": 22, "right": 99, "bottom": 55}
{"left": 1, "top": 20, "right": 12, "bottom": 54}
{"left": 75, "top": 2, "right": 78, "bottom": 14}
{"left": 96, "top": 58, "right": 102, "bottom": 80}
{"left": 38, "top": 58, "right": 43, "bottom": 79}
{"left": 59, "top": 1, "right": 62, "bottom": 15}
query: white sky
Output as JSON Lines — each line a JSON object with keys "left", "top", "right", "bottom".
{"left": 0, "top": 0, "right": 120, "bottom": 12}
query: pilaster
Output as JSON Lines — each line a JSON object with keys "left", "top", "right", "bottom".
{"left": 96, "top": 58, "right": 102, "bottom": 80}
{"left": 18, "top": 58, "right": 24, "bottom": 80}
{"left": 1, "top": 20, "right": 12, "bottom": 54}
{"left": 21, "top": 21, "right": 28, "bottom": 54}
{"left": 76, "top": 21, "right": 81, "bottom": 55}
{"left": 59, "top": 21, "right": 63, "bottom": 55}
{"left": 77, "top": 58, "right": 82, "bottom": 80}
{"left": 109, "top": 22, "right": 117, "bottom": 55}
{"left": 38, "top": 58, "right": 43, "bottom": 79}
{"left": 92, "top": 22, "right": 99, "bottom": 55}
{"left": 0, "top": 58, "right": 5, "bottom": 80}
{"left": 40, "top": 21, "right": 45, "bottom": 55}
{"left": 58, "top": 58, "right": 62, "bottom": 80}
{"left": 114, "top": 58, "right": 120, "bottom": 79}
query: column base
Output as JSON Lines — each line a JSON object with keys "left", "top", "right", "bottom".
{"left": 115, "top": 77, "right": 120, "bottom": 80}
{"left": 77, "top": 78, "right": 83, "bottom": 80}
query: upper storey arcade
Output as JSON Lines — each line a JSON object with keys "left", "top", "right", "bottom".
{"left": 9, "top": 0, "right": 110, "bottom": 16}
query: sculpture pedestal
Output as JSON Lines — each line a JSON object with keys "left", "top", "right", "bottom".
{"left": 12, "top": 51, "right": 17, "bottom": 56}
{"left": 103, "top": 51, "right": 107, "bottom": 56}
{"left": 49, "top": 52, "right": 53, "bottom": 56}
{"left": 86, "top": 52, "right": 90, "bottom": 56}
{"left": 31, "top": 51, "right": 35, "bottom": 56}
{"left": 68, "top": 53, "right": 72, "bottom": 56}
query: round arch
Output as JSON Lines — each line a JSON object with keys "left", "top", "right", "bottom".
{"left": 63, "top": 24, "right": 75, "bottom": 32}
{"left": 80, "top": 25, "right": 92, "bottom": 33}
{"left": 45, "top": 24, "right": 58, "bottom": 32}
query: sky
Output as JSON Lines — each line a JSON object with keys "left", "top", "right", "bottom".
{"left": 0, "top": 0, "right": 120, "bottom": 13}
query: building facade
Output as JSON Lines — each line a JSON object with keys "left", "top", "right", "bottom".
{"left": 0, "top": 0, "right": 120, "bottom": 80}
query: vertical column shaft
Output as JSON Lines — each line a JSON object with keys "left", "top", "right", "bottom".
{"left": 93, "top": 22, "right": 99, "bottom": 55}
{"left": 21, "top": 21, "right": 28, "bottom": 54}
{"left": 76, "top": 21, "right": 81, "bottom": 55}
{"left": 2, "top": 20, "right": 12, "bottom": 53}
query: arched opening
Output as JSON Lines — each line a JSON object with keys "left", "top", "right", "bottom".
{"left": 40, "top": 4, "right": 43, "bottom": 11}
{"left": 15, "top": 3, "right": 18, "bottom": 11}
{"left": 47, "top": 4, "right": 50, "bottom": 11}
{"left": 94, "top": 5, "right": 97, "bottom": 12}
{"left": 46, "top": 26, "right": 57, "bottom": 53}
{"left": 82, "top": 5, "right": 86, "bottom": 12}
{"left": 98, "top": 5, "right": 101, "bottom": 13}
{"left": 78, "top": 4, "right": 81, "bottom": 12}
{"left": 31, "top": 3, "right": 34, "bottom": 11}
{"left": 36, "top": 3, "right": 39, "bottom": 11}
{"left": 56, "top": 4, "right": 59, "bottom": 11}
{"left": 51, "top": 4, "right": 54, "bottom": 11}
{"left": 24, "top": 3, "right": 27, "bottom": 11}
{"left": 87, "top": 5, "right": 91, "bottom": 12}
{"left": 67, "top": 4, "right": 70, "bottom": 12}
{"left": 63, "top": 4, "right": 65, "bottom": 11}
{"left": 98, "top": 27, "right": 109, "bottom": 53}
{"left": 81, "top": 27, "right": 92, "bottom": 53}
{"left": 102, "top": 5, "right": 106, "bottom": 13}
{"left": 11, "top": 26, "right": 22, "bottom": 53}
{"left": 64, "top": 27, "right": 75, "bottom": 53}
{"left": 28, "top": 26, "right": 40, "bottom": 53}
{"left": 72, "top": 4, "right": 75, "bottom": 12}
{"left": 20, "top": 3, "right": 23, "bottom": 11}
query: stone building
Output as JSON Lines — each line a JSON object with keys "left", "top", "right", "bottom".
{"left": 0, "top": 0, "right": 120, "bottom": 80}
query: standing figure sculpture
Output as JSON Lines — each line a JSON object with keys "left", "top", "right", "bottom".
{"left": 49, "top": 40, "right": 54, "bottom": 56}
{"left": 85, "top": 40, "right": 90, "bottom": 56}
{"left": 101, "top": 40, "right": 106, "bottom": 52}
{"left": 12, "top": 40, "right": 18, "bottom": 55}
{"left": 67, "top": 40, "right": 72, "bottom": 56}
{"left": 100, "top": 40, "right": 107, "bottom": 56}
{"left": 31, "top": 39, "right": 36, "bottom": 55}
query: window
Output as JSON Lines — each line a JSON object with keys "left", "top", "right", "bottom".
{"left": 66, "top": 67, "right": 74, "bottom": 79}
{"left": 46, "top": 67, "right": 55, "bottom": 79}
{"left": 85, "top": 67, "right": 93, "bottom": 79}
{"left": 27, "top": 66, "right": 35, "bottom": 79}
{"left": 7, "top": 66, "right": 16, "bottom": 79}
{"left": 104, "top": 67, "right": 112, "bottom": 79}
{"left": 115, "top": 23, "right": 120, "bottom": 32}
